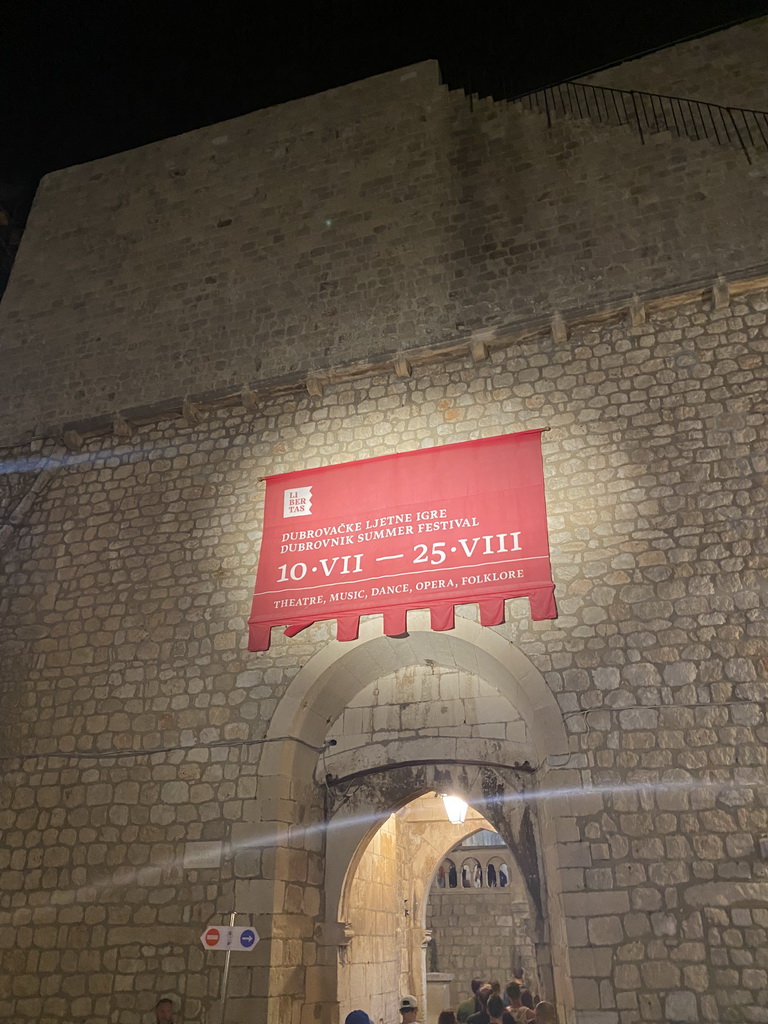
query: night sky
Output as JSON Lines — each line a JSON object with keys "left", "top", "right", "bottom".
{"left": 2, "top": 0, "right": 768, "bottom": 186}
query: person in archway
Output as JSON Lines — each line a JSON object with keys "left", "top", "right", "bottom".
{"left": 503, "top": 981, "right": 527, "bottom": 1024}
{"left": 399, "top": 995, "right": 421, "bottom": 1024}
{"left": 467, "top": 984, "right": 492, "bottom": 1024}
{"left": 487, "top": 995, "right": 506, "bottom": 1024}
{"left": 457, "top": 978, "right": 484, "bottom": 1022}
{"left": 534, "top": 1002, "right": 557, "bottom": 1024}
{"left": 346, "top": 1012, "right": 373, "bottom": 1024}
{"left": 154, "top": 998, "right": 177, "bottom": 1023}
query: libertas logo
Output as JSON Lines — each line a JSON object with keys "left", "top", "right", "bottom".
{"left": 283, "top": 486, "right": 312, "bottom": 518}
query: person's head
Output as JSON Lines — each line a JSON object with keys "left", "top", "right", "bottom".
{"left": 438, "top": 1012, "right": 456, "bottom": 1024}
{"left": 477, "top": 985, "right": 492, "bottom": 1008}
{"left": 470, "top": 979, "right": 484, "bottom": 996}
{"left": 534, "top": 1002, "right": 557, "bottom": 1024}
{"left": 345, "top": 1012, "right": 373, "bottom": 1024}
{"left": 489, "top": 981, "right": 501, "bottom": 996}
{"left": 506, "top": 982, "right": 521, "bottom": 1006}
{"left": 155, "top": 999, "right": 175, "bottom": 1023}
{"left": 520, "top": 989, "right": 534, "bottom": 1010}
{"left": 487, "top": 995, "right": 505, "bottom": 1022}
{"left": 400, "top": 995, "right": 418, "bottom": 1021}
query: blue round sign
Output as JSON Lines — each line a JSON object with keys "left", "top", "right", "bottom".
{"left": 240, "top": 928, "right": 256, "bottom": 949}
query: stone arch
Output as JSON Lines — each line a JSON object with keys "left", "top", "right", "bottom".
{"left": 254, "top": 615, "right": 572, "bottom": 1024}
{"left": 334, "top": 786, "right": 545, "bottom": 1022}
{"left": 420, "top": 820, "right": 537, "bottom": 1003}
{"left": 327, "top": 766, "right": 542, "bottom": 938}
{"left": 265, "top": 612, "right": 568, "bottom": 762}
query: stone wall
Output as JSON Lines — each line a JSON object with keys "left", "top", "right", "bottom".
{"left": 322, "top": 666, "right": 530, "bottom": 772}
{"left": 1, "top": 20, "right": 767, "bottom": 444}
{"left": 1, "top": 277, "right": 767, "bottom": 1023}
{"left": 339, "top": 814, "right": 403, "bottom": 1022}
{"left": 2, "top": 23, "right": 768, "bottom": 1021}
{"left": 582, "top": 16, "right": 768, "bottom": 109}
{"left": 426, "top": 848, "right": 536, "bottom": 1008}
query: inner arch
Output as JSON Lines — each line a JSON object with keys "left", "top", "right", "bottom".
{"left": 267, "top": 612, "right": 568, "bottom": 764}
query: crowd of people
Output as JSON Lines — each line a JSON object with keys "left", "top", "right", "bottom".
{"left": 343, "top": 974, "right": 558, "bottom": 1024}
{"left": 451, "top": 976, "right": 557, "bottom": 1024}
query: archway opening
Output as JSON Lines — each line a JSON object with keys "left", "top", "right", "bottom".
{"left": 258, "top": 619, "right": 572, "bottom": 1024}
{"left": 335, "top": 793, "right": 545, "bottom": 1024}
{"left": 427, "top": 828, "right": 537, "bottom": 1014}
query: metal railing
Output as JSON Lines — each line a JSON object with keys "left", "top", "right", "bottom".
{"left": 514, "top": 80, "right": 768, "bottom": 163}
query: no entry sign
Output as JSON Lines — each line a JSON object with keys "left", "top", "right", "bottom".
{"left": 200, "top": 925, "right": 259, "bottom": 951}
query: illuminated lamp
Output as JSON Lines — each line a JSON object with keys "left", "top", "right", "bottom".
{"left": 441, "top": 794, "right": 468, "bottom": 824}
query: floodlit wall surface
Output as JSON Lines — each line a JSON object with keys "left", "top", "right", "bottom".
{"left": 0, "top": 18, "right": 767, "bottom": 444}
{"left": 1, "top": 284, "right": 767, "bottom": 1023}
{"left": 426, "top": 872, "right": 534, "bottom": 1005}
{"left": 1, "top": 18, "right": 768, "bottom": 1024}
{"left": 339, "top": 814, "right": 403, "bottom": 1023}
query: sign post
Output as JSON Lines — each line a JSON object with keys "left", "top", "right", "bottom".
{"left": 199, "top": 924, "right": 260, "bottom": 951}
{"left": 200, "top": 914, "right": 260, "bottom": 1023}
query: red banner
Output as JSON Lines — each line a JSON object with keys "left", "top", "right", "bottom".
{"left": 248, "top": 430, "right": 556, "bottom": 651}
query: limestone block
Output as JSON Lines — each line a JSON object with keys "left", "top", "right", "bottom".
{"left": 160, "top": 781, "right": 190, "bottom": 804}
{"left": 557, "top": 842, "right": 593, "bottom": 868}
{"left": 588, "top": 916, "right": 624, "bottom": 945}
{"left": 571, "top": 978, "right": 600, "bottom": 1010}
{"left": 685, "top": 882, "right": 768, "bottom": 908}
{"left": 725, "top": 833, "right": 755, "bottom": 858}
{"left": 569, "top": 947, "right": 613, "bottom": 977}
{"left": 641, "top": 960, "right": 680, "bottom": 988}
{"left": 565, "top": 916, "right": 588, "bottom": 946}
{"left": 235, "top": 879, "right": 280, "bottom": 916}
{"left": 664, "top": 990, "right": 698, "bottom": 1022}
{"left": 556, "top": 818, "right": 580, "bottom": 843}
{"left": 562, "top": 891, "right": 630, "bottom": 917}
{"left": 614, "top": 964, "right": 640, "bottom": 989}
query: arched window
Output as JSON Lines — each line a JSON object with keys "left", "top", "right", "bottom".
{"left": 488, "top": 857, "right": 509, "bottom": 888}
{"left": 462, "top": 858, "right": 482, "bottom": 888}
{"left": 436, "top": 858, "right": 457, "bottom": 889}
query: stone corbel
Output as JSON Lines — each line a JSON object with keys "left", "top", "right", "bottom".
{"left": 629, "top": 295, "right": 646, "bottom": 326}
{"left": 241, "top": 389, "right": 259, "bottom": 413}
{"left": 320, "top": 920, "right": 355, "bottom": 965}
{"left": 182, "top": 397, "right": 207, "bottom": 425}
{"left": 550, "top": 313, "right": 567, "bottom": 343}
{"left": 712, "top": 276, "right": 730, "bottom": 310}
{"left": 393, "top": 356, "right": 412, "bottom": 379}
{"left": 469, "top": 337, "right": 489, "bottom": 362}
{"left": 62, "top": 429, "right": 84, "bottom": 452}
{"left": 468, "top": 327, "right": 494, "bottom": 363}
{"left": 112, "top": 413, "right": 134, "bottom": 439}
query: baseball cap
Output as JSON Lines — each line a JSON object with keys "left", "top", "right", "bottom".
{"left": 345, "top": 1013, "right": 373, "bottom": 1024}
{"left": 400, "top": 996, "right": 418, "bottom": 1012}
